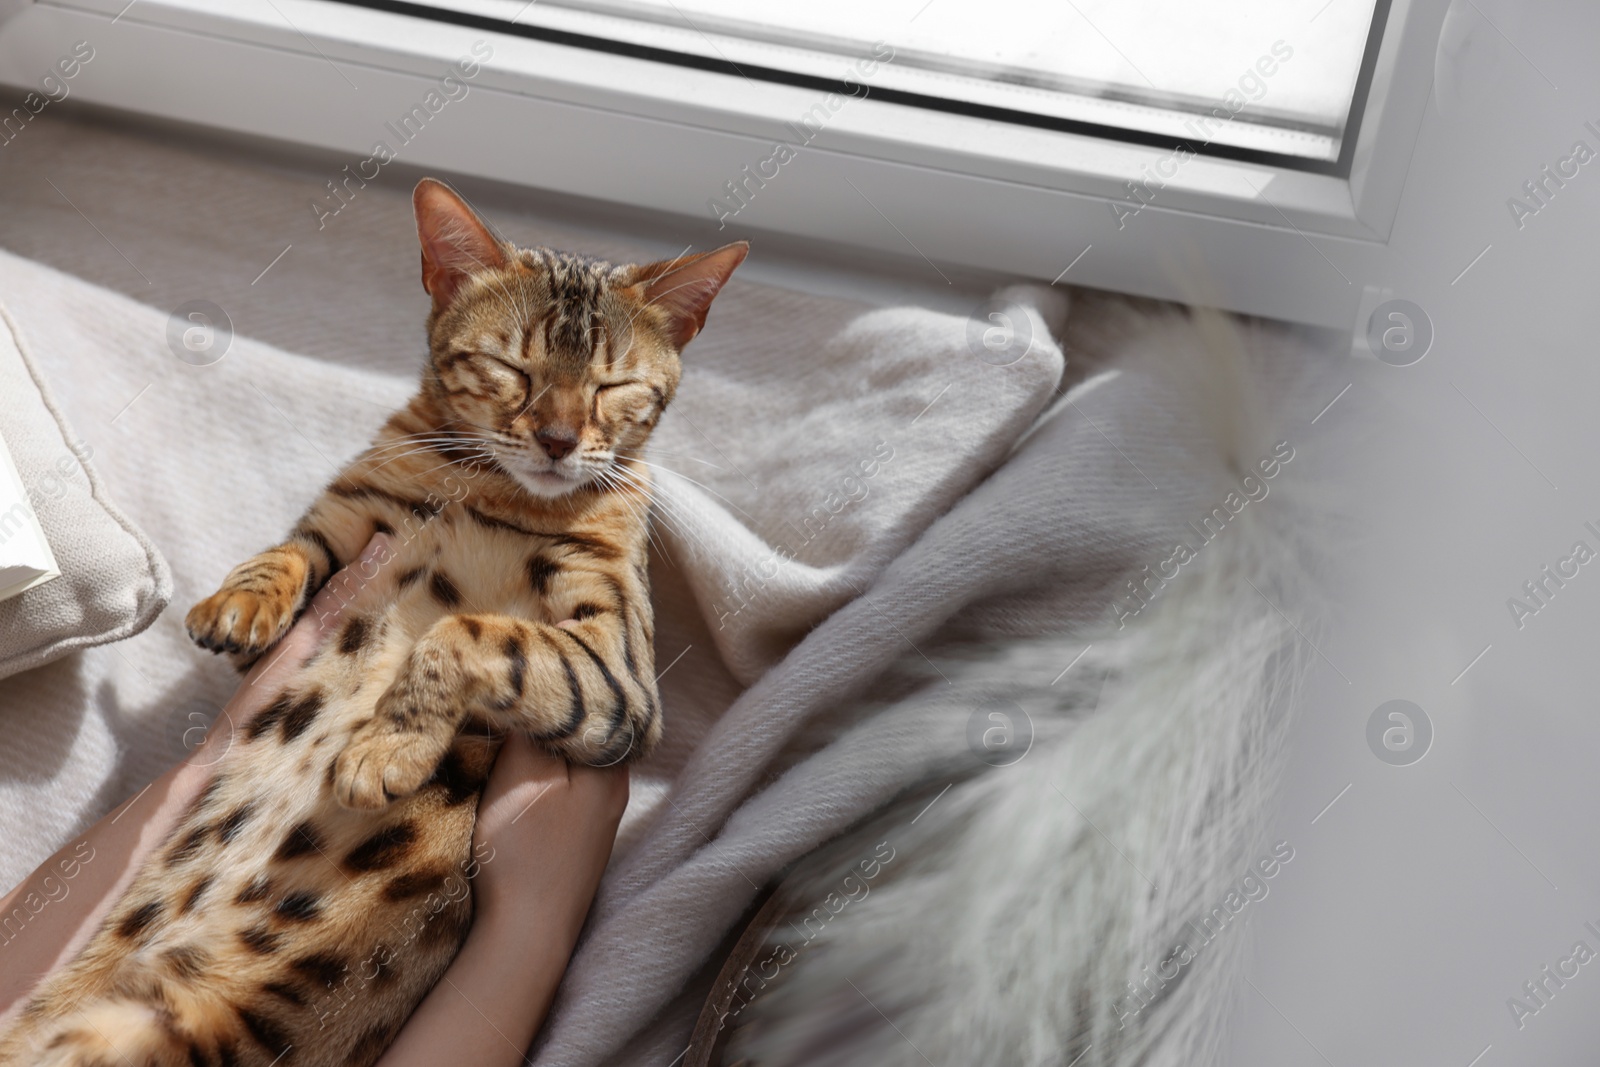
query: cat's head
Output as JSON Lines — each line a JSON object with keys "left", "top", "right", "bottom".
{"left": 411, "top": 178, "right": 746, "bottom": 499}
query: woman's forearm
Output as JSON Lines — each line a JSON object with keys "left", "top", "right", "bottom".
{"left": 0, "top": 537, "right": 388, "bottom": 1020}
{"left": 377, "top": 746, "right": 627, "bottom": 1067}
{"left": 0, "top": 733, "right": 223, "bottom": 1018}
{"left": 0, "top": 685, "right": 276, "bottom": 958}
{"left": 376, "top": 904, "right": 585, "bottom": 1067}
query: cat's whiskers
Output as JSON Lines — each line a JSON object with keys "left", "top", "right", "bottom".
{"left": 363, "top": 437, "right": 491, "bottom": 462}
{"left": 606, "top": 468, "right": 681, "bottom": 568}
{"left": 365, "top": 442, "right": 497, "bottom": 475}
{"left": 363, "top": 426, "right": 497, "bottom": 459}
{"left": 627, "top": 457, "right": 763, "bottom": 526}
{"left": 621, "top": 465, "right": 756, "bottom": 564}
{"left": 635, "top": 448, "right": 725, "bottom": 472}
{"left": 606, "top": 461, "right": 720, "bottom": 560}
{"left": 364, "top": 424, "right": 499, "bottom": 453}
{"left": 594, "top": 466, "right": 673, "bottom": 564}
{"left": 364, "top": 431, "right": 475, "bottom": 453}
{"left": 410, "top": 454, "right": 496, "bottom": 486}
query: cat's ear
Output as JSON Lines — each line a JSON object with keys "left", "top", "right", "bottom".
{"left": 633, "top": 242, "right": 749, "bottom": 349}
{"left": 413, "top": 178, "right": 508, "bottom": 309}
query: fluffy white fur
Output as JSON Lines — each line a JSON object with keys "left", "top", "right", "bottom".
{"left": 729, "top": 306, "right": 1326, "bottom": 1067}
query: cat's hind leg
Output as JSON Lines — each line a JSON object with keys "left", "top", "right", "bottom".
{"left": 20, "top": 999, "right": 199, "bottom": 1067}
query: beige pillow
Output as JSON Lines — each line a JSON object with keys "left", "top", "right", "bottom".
{"left": 0, "top": 303, "right": 170, "bottom": 680}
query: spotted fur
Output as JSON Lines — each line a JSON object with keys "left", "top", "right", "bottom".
{"left": 0, "top": 179, "right": 746, "bottom": 1067}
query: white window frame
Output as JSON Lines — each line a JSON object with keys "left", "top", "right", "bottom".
{"left": 0, "top": 0, "right": 1445, "bottom": 326}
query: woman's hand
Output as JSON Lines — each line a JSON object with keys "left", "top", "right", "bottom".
{"left": 376, "top": 735, "right": 628, "bottom": 1067}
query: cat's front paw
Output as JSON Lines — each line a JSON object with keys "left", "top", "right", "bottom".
{"left": 185, "top": 584, "right": 297, "bottom": 655}
{"left": 332, "top": 718, "right": 452, "bottom": 811}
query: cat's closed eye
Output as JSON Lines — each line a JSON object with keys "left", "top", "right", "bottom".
{"left": 472, "top": 353, "right": 531, "bottom": 390}
{"left": 593, "top": 381, "right": 659, "bottom": 418}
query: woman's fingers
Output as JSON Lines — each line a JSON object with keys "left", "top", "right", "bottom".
{"left": 568, "top": 757, "right": 631, "bottom": 825}
{"left": 474, "top": 736, "right": 629, "bottom": 839}
{"left": 470, "top": 735, "right": 628, "bottom": 917}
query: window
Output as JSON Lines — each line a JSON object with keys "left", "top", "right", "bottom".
{"left": 2, "top": 0, "right": 1440, "bottom": 327}
{"left": 355, "top": 0, "right": 1388, "bottom": 170}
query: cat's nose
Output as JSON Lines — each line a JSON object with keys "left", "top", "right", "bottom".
{"left": 535, "top": 427, "right": 578, "bottom": 460}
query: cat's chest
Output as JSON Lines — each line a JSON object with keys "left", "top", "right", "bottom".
{"left": 375, "top": 502, "right": 615, "bottom": 624}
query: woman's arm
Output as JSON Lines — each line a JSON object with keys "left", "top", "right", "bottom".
{"left": 0, "top": 535, "right": 394, "bottom": 1017}
{"left": 376, "top": 736, "right": 628, "bottom": 1067}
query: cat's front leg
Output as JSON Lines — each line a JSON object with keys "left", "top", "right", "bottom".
{"left": 185, "top": 492, "right": 380, "bottom": 657}
{"left": 185, "top": 537, "right": 325, "bottom": 655}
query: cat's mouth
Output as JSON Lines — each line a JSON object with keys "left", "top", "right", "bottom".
{"left": 522, "top": 469, "right": 579, "bottom": 494}
{"left": 502, "top": 457, "right": 594, "bottom": 499}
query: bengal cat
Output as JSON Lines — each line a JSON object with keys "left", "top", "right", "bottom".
{"left": 0, "top": 178, "right": 746, "bottom": 1067}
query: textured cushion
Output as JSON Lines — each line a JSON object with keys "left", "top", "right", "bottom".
{"left": 0, "top": 302, "right": 171, "bottom": 680}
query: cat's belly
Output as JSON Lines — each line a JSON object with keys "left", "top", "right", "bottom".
{"left": 0, "top": 541, "right": 509, "bottom": 1066}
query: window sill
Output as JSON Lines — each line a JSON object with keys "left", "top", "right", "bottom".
{"left": 0, "top": 0, "right": 1445, "bottom": 327}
